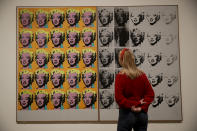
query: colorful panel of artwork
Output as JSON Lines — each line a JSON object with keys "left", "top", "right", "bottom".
{"left": 17, "top": 5, "right": 182, "bottom": 122}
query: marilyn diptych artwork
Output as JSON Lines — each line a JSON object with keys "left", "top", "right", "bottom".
{"left": 17, "top": 5, "right": 182, "bottom": 122}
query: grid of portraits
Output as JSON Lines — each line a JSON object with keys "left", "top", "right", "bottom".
{"left": 98, "top": 6, "right": 181, "bottom": 118}
{"left": 17, "top": 7, "right": 98, "bottom": 111}
{"left": 17, "top": 5, "right": 181, "bottom": 121}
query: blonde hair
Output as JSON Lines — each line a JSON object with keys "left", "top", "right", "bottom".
{"left": 18, "top": 90, "right": 33, "bottom": 104}
{"left": 50, "top": 90, "right": 65, "bottom": 104}
{"left": 66, "top": 69, "right": 81, "bottom": 82}
{"left": 35, "top": 30, "right": 49, "bottom": 42}
{"left": 19, "top": 29, "right": 34, "bottom": 42}
{"left": 82, "top": 8, "right": 96, "bottom": 20}
{"left": 35, "top": 49, "right": 49, "bottom": 62}
{"left": 66, "top": 48, "right": 80, "bottom": 60}
{"left": 82, "top": 28, "right": 96, "bottom": 41}
{"left": 50, "top": 49, "right": 65, "bottom": 62}
{"left": 50, "top": 29, "right": 65, "bottom": 41}
{"left": 19, "top": 9, "right": 34, "bottom": 23}
{"left": 82, "top": 49, "right": 96, "bottom": 63}
{"left": 81, "top": 69, "right": 96, "bottom": 83}
{"left": 19, "top": 49, "right": 34, "bottom": 63}
{"left": 66, "top": 8, "right": 80, "bottom": 21}
{"left": 35, "top": 90, "right": 49, "bottom": 103}
{"left": 66, "top": 89, "right": 81, "bottom": 102}
{"left": 50, "top": 9, "right": 65, "bottom": 21}
{"left": 66, "top": 28, "right": 80, "bottom": 40}
{"left": 50, "top": 69, "right": 65, "bottom": 82}
{"left": 119, "top": 49, "right": 143, "bottom": 79}
{"left": 19, "top": 70, "right": 34, "bottom": 82}
{"left": 35, "top": 9, "right": 49, "bottom": 22}
{"left": 35, "top": 69, "right": 49, "bottom": 82}
{"left": 82, "top": 89, "right": 97, "bottom": 103}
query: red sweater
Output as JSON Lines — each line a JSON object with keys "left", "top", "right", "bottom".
{"left": 115, "top": 73, "right": 155, "bottom": 112}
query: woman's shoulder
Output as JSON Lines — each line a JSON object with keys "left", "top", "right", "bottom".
{"left": 135, "top": 71, "right": 147, "bottom": 80}
{"left": 116, "top": 72, "right": 127, "bottom": 78}
{"left": 139, "top": 72, "right": 148, "bottom": 79}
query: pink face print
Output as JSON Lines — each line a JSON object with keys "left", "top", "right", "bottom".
{"left": 36, "top": 73, "right": 45, "bottom": 88}
{"left": 36, "top": 13, "right": 47, "bottom": 27}
{"left": 51, "top": 73, "right": 61, "bottom": 88}
{"left": 21, "top": 13, "right": 31, "bottom": 27}
{"left": 83, "top": 92, "right": 93, "bottom": 107}
{"left": 67, "top": 12, "right": 77, "bottom": 26}
{"left": 67, "top": 53, "right": 77, "bottom": 67}
{"left": 52, "top": 13, "right": 61, "bottom": 27}
{"left": 83, "top": 12, "right": 92, "bottom": 26}
{"left": 67, "top": 73, "right": 77, "bottom": 87}
{"left": 67, "top": 92, "right": 78, "bottom": 107}
{"left": 36, "top": 93, "right": 46, "bottom": 108}
{"left": 67, "top": 32, "right": 77, "bottom": 47}
{"left": 83, "top": 72, "right": 92, "bottom": 87}
{"left": 51, "top": 53, "right": 61, "bottom": 67}
{"left": 36, "top": 33, "right": 47, "bottom": 48}
{"left": 83, "top": 32, "right": 92, "bottom": 46}
{"left": 52, "top": 93, "right": 62, "bottom": 108}
{"left": 20, "top": 53, "right": 31, "bottom": 67}
{"left": 20, "top": 33, "right": 31, "bottom": 47}
{"left": 36, "top": 53, "right": 46, "bottom": 68}
{"left": 21, "top": 74, "right": 31, "bottom": 88}
{"left": 20, "top": 94, "right": 30, "bottom": 109}
{"left": 83, "top": 52, "right": 93, "bottom": 67}
{"left": 52, "top": 33, "right": 62, "bottom": 47}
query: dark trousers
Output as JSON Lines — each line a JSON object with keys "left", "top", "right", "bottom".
{"left": 117, "top": 109, "right": 148, "bottom": 131}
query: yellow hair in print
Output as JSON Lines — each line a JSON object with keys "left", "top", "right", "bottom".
{"left": 50, "top": 29, "right": 65, "bottom": 41}
{"left": 50, "top": 90, "right": 65, "bottom": 104}
{"left": 35, "top": 90, "right": 49, "bottom": 103}
{"left": 82, "top": 8, "right": 96, "bottom": 18}
{"left": 50, "top": 69, "right": 65, "bottom": 82}
{"left": 19, "top": 49, "right": 34, "bottom": 63}
{"left": 50, "top": 9, "right": 65, "bottom": 20}
{"left": 66, "top": 8, "right": 80, "bottom": 15}
{"left": 50, "top": 49, "right": 65, "bottom": 62}
{"left": 82, "top": 48, "right": 96, "bottom": 62}
{"left": 19, "top": 29, "right": 34, "bottom": 42}
{"left": 66, "top": 89, "right": 81, "bottom": 102}
{"left": 66, "top": 48, "right": 80, "bottom": 59}
{"left": 82, "top": 28, "right": 96, "bottom": 41}
{"left": 19, "top": 9, "right": 34, "bottom": 23}
{"left": 18, "top": 90, "right": 33, "bottom": 104}
{"left": 66, "top": 69, "right": 81, "bottom": 82}
{"left": 35, "top": 69, "right": 49, "bottom": 82}
{"left": 36, "top": 90, "right": 48, "bottom": 96}
{"left": 66, "top": 28, "right": 80, "bottom": 39}
{"left": 35, "top": 30, "right": 49, "bottom": 42}
{"left": 19, "top": 70, "right": 34, "bottom": 82}
{"left": 66, "top": 8, "right": 80, "bottom": 19}
{"left": 82, "top": 69, "right": 96, "bottom": 83}
{"left": 35, "top": 9, "right": 50, "bottom": 22}
{"left": 82, "top": 89, "right": 97, "bottom": 103}
{"left": 35, "top": 49, "right": 49, "bottom": 62}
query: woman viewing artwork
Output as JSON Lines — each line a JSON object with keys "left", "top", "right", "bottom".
{"left": 115, "top": 48, "right": 154, "bottom": 131}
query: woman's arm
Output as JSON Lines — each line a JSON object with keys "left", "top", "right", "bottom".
{"left": 141, "top": 74, "right": 155, "bottom": 111}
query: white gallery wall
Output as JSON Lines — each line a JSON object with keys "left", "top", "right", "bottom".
{"left": 0, "top": 0, "right": 197, "bottom": 131}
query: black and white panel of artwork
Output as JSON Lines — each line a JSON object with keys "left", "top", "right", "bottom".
{"left": 98, "top": 5, "right": 182, "bottom": 121}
